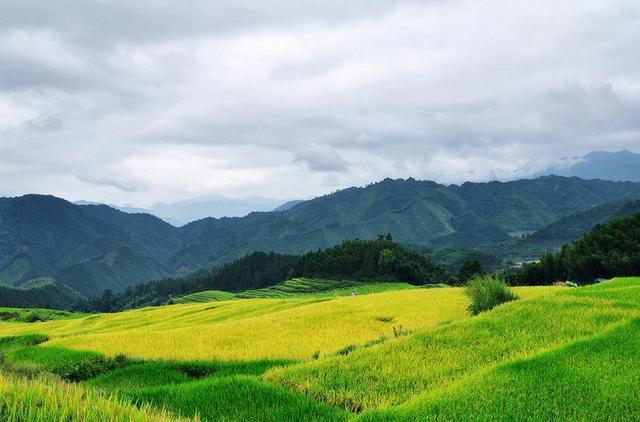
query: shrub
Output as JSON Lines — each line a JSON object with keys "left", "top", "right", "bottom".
{"left": 375, "top": 315, "right": 394, "bottom": 323}
{"left": 335, "top": 344, "right": 357, "bottom": 356}
{"left": 24, "top": 311, "right": 49, "bottom": 323}
{"left": 465, "top": 275, "right": 518, "bottom": 315}
{"left": 0, "top": 311, "right": 19, "bottom": 321}
{"left": 54, "top": 354, "right": 131, "bottom": 382}
{"left": 392, "top": 325, "right": 410, "bottom": 338}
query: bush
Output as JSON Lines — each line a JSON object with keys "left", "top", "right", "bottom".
{"left": 54, "top": 354, "right": 130, "bottom": 382}
{"left": 24, "top": 312, "right": 50, "bottom": 323}
{"left": 335, "top": 344, "right": 357, "bottom": 356}
{"left": 465, "top": 275, "right": 518, "bottom": 315}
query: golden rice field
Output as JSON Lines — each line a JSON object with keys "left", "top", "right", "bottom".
{"left": 0, "top": 286, "right": 551, "bottom": 362}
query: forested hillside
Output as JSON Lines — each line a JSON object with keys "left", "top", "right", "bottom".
{"left": 1, "top": 176, "right": 640, "bottom": 302}
{"left": 0, "top": 195, "right": 177, "bottom": 295}
{"left": 75, "top": 237, "right": 447, "bottom": 312}
{"left": 513, "top": 211, "right": 640, "bottom": 284}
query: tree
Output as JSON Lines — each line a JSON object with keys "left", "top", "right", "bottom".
{"left": 459, "top": 260, "right": 483, "bottom": 283}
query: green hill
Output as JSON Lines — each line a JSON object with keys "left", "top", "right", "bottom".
{"left": 0, "top": 277, "right": 81, "bottom": 309}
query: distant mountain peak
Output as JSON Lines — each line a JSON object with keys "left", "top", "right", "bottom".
{"left": 541, "top": 150, "right": 640, "bottom": 182}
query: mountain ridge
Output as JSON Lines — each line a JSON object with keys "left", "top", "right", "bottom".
{"left": 2, "top": 175, "right": 640, "bottom": 298}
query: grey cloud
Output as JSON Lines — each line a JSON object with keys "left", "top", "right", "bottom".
{"left": 76, "top": 174, "right": 140, "bottom": 193}
{"left": 294, "top": 144, "right": 349, "bottom": 172}
{"left": 0, "top": 0, "right": 638, "bottom": 205}
{"left": 0, "top": 1, "right": 414, "bottom": 47}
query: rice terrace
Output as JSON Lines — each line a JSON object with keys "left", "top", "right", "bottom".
{"left": 1, "top": 274, "right": 639, "bottom": 420}
{"left": 2, "top": 0, "right": 640, "bottom": 420}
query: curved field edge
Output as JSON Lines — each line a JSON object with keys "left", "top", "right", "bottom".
{"left": 264, "top": 279, "right": 640, "bottom": 412}
{"left": 361, "top": 317, "right": 640, "bottom": 420}
{"left": 0, "top": 337, "right": 348, "bottom": 422}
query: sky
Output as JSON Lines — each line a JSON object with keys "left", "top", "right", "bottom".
{"left": 0, "top": 0, "right": 639, "bottom": 207}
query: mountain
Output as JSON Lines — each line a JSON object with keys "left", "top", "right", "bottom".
{"left": 74, "top": 200, "right": 148, "bottom": 215}
{"left": 2, "top": 176, "right": 640, "bottom": 301}
{"left": 146, "top": 195, "right": 290, "bottom": 226}
{"left": 77, "top": 196, "right": 294, "bottom": 226}
{"left": 0, "top": 195, "right": 179, "bottom": 296}
{"left": 543, "top": 150, "right": 640, "bottom": 182}
{"left": 272, "top": 200, "right": 305, "bottom": 212}
{"left": 172, "top": 176, "right": 640, "bottom": 271}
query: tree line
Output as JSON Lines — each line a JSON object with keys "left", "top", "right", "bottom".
{"left": 75, "top": 235, "right": 449, "bottom": 312}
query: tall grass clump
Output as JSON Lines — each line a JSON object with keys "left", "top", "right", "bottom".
{"left": 465, "top": 275, "right": 518, "bottom": 315}
{"left": 0, "top": 373, "right": 186, "bottom": 421}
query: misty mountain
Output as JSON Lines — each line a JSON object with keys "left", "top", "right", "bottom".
{"left": 543, "top": 150, "right": 640, "bottom": 182}
{"left": 76, "top": 196, "right": 298, "bottom": 226}
{"left": 3, "top": 176, "right": 640, "bottom": 300}
{"left": 272, "top": 200, "right": 305, "bottom": 212}
{"left": 146, "top": 195, "right": 292, "bottom": 226}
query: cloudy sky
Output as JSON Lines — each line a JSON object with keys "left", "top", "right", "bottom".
{"left": 1, "top": 0, "right": 639, "bottom": 206}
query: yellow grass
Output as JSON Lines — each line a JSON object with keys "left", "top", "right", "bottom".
{"left": 0, "top": 286, "right": 555, "bottom": 362}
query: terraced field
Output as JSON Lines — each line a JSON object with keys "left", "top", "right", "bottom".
{"left": 237, "top": 279, "right": 418, "bottom": 299}
{"left": 0, "top": 279, "right": 639, "bottom": 421}
{"left": 174, "top": 290, "right": 236, "bottom": 303}
{"left": 176, "top": 278, "right": 418, "bottom": 302}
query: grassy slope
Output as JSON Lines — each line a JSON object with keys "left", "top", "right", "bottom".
{"left": 266, "top": 278, "right": 640, "bottom": 416}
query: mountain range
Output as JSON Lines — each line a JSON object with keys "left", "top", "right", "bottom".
{"left": 2, "top": 175, "right": 640, "bottom": 301}
{"left": 545, "top": 150, "right": 640, "bottom": 182}
{"left": 77, "top": 195, "right": 301, "bottom": 226}
{"left": 78, "top": 150, "right": 639, "bottom": 228}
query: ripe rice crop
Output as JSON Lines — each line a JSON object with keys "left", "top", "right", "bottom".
{"left": 1, "top": 288, "right": 476, "bottom": 361}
